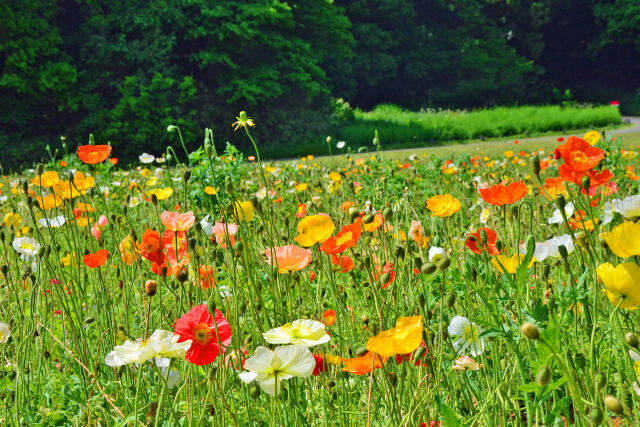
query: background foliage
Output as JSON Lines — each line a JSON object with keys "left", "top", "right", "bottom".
{"left": 1, "top": 0, "right": 638, "bottom": 168}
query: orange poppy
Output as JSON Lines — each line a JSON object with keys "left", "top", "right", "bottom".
{"left": 479, "top": 181, "right": 528, "bottom": 206}
{"left": 341, "top": 351, "right": 387, "bottom": 375}
{"left": 466, "top": 227, "right": 499, "bottom": 255}
{"left": 265, "top": 245, "right": 312, "bottom": 273}
{"left": 109, "top": 158, "right": 118, "bottom": 165}
{"left": 296, "top": 203, "right": 307, "bottom": 218}
{"left": 161, "top": 211, "right": 195, "bottom": 232}
{"left": 322, "top": 309, "right": 336, "bottom": 327}
{"left": 140, "top": 229, "right": 164, "bottom": 264}
{"left": 555, "top": 136, "right": 604, "bottom": 172}
{"left": 539, "top": 177, "right": 566, "bottom": 200}
{"left": 330, "top": 254, "right": 355, "bottom": 273}
{"left": 83, "top": 249, "right": 109, "bottom": 268}
{"left": 76, "top": 145, "right": 112, "bottom": 164}
{"left": 559, "top": 163, "right": 613, "bottom": 188}
{"left": 320, "top": 218, "right": 362, "bottom": 255}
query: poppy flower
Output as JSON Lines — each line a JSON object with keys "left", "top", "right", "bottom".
{"left": 77, "top": 145, "right": 112, "bottom": 164}
{"left": 294, "top": 214, "right": 335, "bottom": 247}
{"left": 83, "top": 249, "right": 109, "bottom": 268}
{"left": 330, "top": 254, "right": 355, "bottom": 273}
{"left": 426, "top": 194, "right": 461, "bottom": 217}
{"left": 265, "top": 245, "right": 312, "bottom": 273}
{"left": 320, "top": 218, "right": 362, "bottom": 255}
{"left": 555, "top": 136, "right": 604, "bottom": 172}
{"left": 174, "top": 304, "right": 232, "bottom": 365}
{"left": 596, "top": 262, "right": 640, "bottom": 309}
{"left": 539, "top": 177, "right": 566, "bottom": 201}
{"left": 601, "top": 222, "right": 640, "bottom": 258}
{"left": 559, "top": 164, "right": 613, "bottom": 188}
{"left": 466, "top": 227, "right": 499, "bottom": 255}
{"left": 312, "top": 354, "right": 328, "bottom": 376}
{"left": 362, "top": 212, "right": 384, "bottom": 232}
{"left": 197, "top": 265, "right": 217, "bottom": 289}
{"left": 366, "top": 316, "right": 423, "bottom": 357}
{"left": 90, "top": 215, "right": 108, "bottom": 240}
{"left": 296, "top": 203, "right": 307, "bottom": 218}
{"left": 490, "top": 254, "right": 535, "bottom": 274}
{"left": 140, "top": 229, "right": 164, "bottom": 264}
{"left": 479, "top": 181, "right": 528, "bottom": 206}
{"left": 375, "top": 262, "right": 395, "bottom": 289}
{"left": 119, "top": 235, "right": 140, "bottom": 265}
{"left": 161, "top": 211, "right": 195, "bottom": 232}
{"left": 322, "top": 309, "right": 336, "bottom": 327}
{"left": 233, "top": 201, "right": 254, "bottom": 222}
{"left": 341, "top": 351, "right": 387, "bottom": 375}
{"left": 32, "top": 171, "right": 59, "bottom": 187}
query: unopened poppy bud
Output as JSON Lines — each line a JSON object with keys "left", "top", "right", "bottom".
{"left": 183, "top": 169, "right": 191, "bottom": 184}
{"left": 166, "top": 153, "right": 172, "bottom": 162}
{"left": 445, "top": 292, "right": 456, "bottom": 308}
{"left": 43, "top": 350, "right": 50, "bottom": 359}
{"left": 625, "top": 332, "right": 639, "bottom": 348}
{"left": 118, "top": 279, "right": 124, "bottom": 290}
{"left": 361, "top": 314, "right": 369, "bottom": 326}
{"left": 383, "top": 207, "right": 393, "bottom": 221}
{"left": 249, "top": 385, "right": 260, "bottom": 399}
{"left": 480, "top": 229, "right": 488, "bottom": 245}
{"left": 224, "top": 176, "right": 233, "bottom": 191}
{"left": 556, "top": 194, "right": 566, "bottom": 210}
{"left": 520, "top": 322, "right": 539, "bottom": 340}
{"left": 348, "top": 207, "right": 360, "bottom": 219}
{"left": 594, "top": 371, "right": 606, "bottom": 389}
{"left": 536, "top": 366, "right": 552, "bottom": 386}
{"left": 145, "top": 279, "right": 157, "bottom": 297}
{"left": 576, "top": 231, "right": 589, "bottom": 248}
{"left": 581, "top": 175, "right": 590, "bottom": 190}
{"left": 393, "top": 245, "right": 405, "bottom": 259}
{"left": 151, "top": 194, "right": 158, "bottom": 206}
{"left": 233, "top": 240, "right": 243, "bottom": 254}
{"left": 84, "top": 316, "right": 95, "bottom": 325}
{"left": 530, "top": 156, "right": 541, "bottom": 177}
{"left": 558, "top": 244, "right": 569, "bottom": 260}
{"left": 176, "top": 265, "right": 189, "bottom": 283}
{"left": 414, "top": 257, "right": 423, "bottom": 269}
{"left": 36, "top": 163, "right": 44, "bottom": 176}
{"left": 418, "top": 293, "right": 426, "bottom": 308}
{"left": 589, "top": 408, "right": 603, "bottom": 425}
{"left": 363, "top": 214, "right": 375, "bottom": 224}
{"left": 436, "top": 256, "right": 450, "bottom": 270}
{"left": 604, "top": 396, "right": 623, "bottom": 414}
{"left": 22, "top": 180, "right": 28, "bottom": 194}
{"left": 495, "top": 240, "right": 504, "bottom": 252}
{"left": 421, "top": 262, "right": 436, "bottom": 275}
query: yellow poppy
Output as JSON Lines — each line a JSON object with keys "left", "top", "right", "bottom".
{"left": 3, "top": 212, "right": 21, "bottom": 228}
{"left": 596, "top": 262, "right": 640, "bottom": 309}
{"left": 147, "top": 187, "right": 173, "bottom": 200}
{"left": 294, "top": 214, "right": 335, "bottom": 247}
{"left": 73, "top": 171, "right": 95, "bottom": 191}
{"left": 583, "top": 130, "right": 602, "bottom": 145}
{"left": 204, "top": 186, "right": 218, "bottom": 195}
{"left": 295, "top": 183, "right": 308, "bottom": 192}
{"left": 37, "top": 193, "right": 63, "bottom": 210}
{"left": 234, "top": 201, "right": 254, "bottom": 222}
{"left": 366, "top": 316, "right": 423, "bottom": 357}
{"left": 53, "top": 180, "right": 81, "bottom": 200}
{"left": 491, "top": 254, "right": 535, "bottom": 274}
{"left": 32, "top": 171, "right": 59, "bottom": 187}
{"left": 601, "top": 222, "right": 640, "bottom": 258}
{"left": 426, "top": 194, "right": 461, "bottom": 217}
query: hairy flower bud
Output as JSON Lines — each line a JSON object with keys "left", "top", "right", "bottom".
{"left": 145, "top": 279, "right": 157, "bottom": 297}
{"left": 520, "top": 322, "right": 539, "bottom": 340}
{"left": 536, "top": 366, "right": 552, "bottom": 386}
{"left": 625, "top": 332, "right": 639, "bottom": 348}
{"left": 604, "top": 396, "right": 623, "bottom": 414}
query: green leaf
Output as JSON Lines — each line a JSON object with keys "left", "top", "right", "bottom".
{"left": 436, "top": 395, "right": 464, "bottom": 427}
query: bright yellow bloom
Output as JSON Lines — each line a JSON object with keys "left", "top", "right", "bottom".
{"left": 204, "top": 186, "right": 218, "bottom": 195}
{"left": 426, "top": 194, "right": 461, "bottom": 217}
{"left": 32, "top": 171, "right": 59, "bottom": 187}
{"left": 366, "top": 316, "right": 423, "bottom": 357}
{"left": 73, "top": 171, "right": 95, "bottom": 191}
{"left": 37, "top": 193, "right": 63, "bottom": 210}
{"left": 504, "top": 150, "right": 514, "bottom": 158}
{"left": 53, "top": 180, "right": 81, "bottom": 200}
{"left": 3, "top": 212, "right": 21, "bottom": 228}
{"left": 601, "top": 222, "right": 640, "bottom": 258}
{"left": 147, "top": 187, "right": 173, "bottom": 200}
{"left": 583, "top": 130, "right": 602, "bottom": 145}
{"left": 294, "top": 214, "right": 335, "bottom": 247}
{"left": 232, "top": 111, "right": 254, "bottom": 131}
{"left": 491, "top": 254, "right": 535, "bottom": 274}
{"left": 295, "top": 183, "right": 308, "bottom": 192}
{"left": 329, "top": 172, "right": 342, "bottom": 183}
{"left": 234, "top": 201, "right": 254, "bottom": 222}
{"left": 596, "top": 262, "right": 640, "bottom": 309}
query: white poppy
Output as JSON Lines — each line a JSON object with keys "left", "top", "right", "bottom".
{"left": 155, "top": 358, "right": 181, "bottom": 389}
{"left": 12, "top": 237, "right": 40, "bottom": 257}
{"left": 479, "top": 208, "right": 490, "bottom": 224}
{"left": 105, "top": 330, "right": 191, "bottom": 367}
{"left": 139, "top": 153, "right": 155, "bottom": 164}
{"left": 548, "top": 202, "right": 574, "bottom": 225}
{"left": 38, "top": 216, "right": 66, "bottom": 228}
{"left": 603, "top": 200, "right": 617, "bottom": 225}
{"left": 519, "top": 234, "right": 574, "bottom": 262}
{"left": 0, "top": 322, "right": 10, "bottom": 344}
{"left": 263, "top": 319, "right": 330, "bottom": 347}
{"left": 200, "top": 215, "right": 213, "bottom": 236}
{"left": 336, "top": 141, "right": 346, "bottom": 149}
{"left": 128, "top": 196, "right": 141, "bottom": 208}
{"left": 239, "top": 345, "right": 316, "bottom": 396}
{"left": 155, "top": 157, "right": 166, "bottom": 164}
{"left": 448, "top": 316, "right": 485, "bottom": 356}
{"left": 452, "top": 355, "right": 479, "bottom": 370}
{"left": 614, "top": 195, "right": 640, "bottom": 219}
{"left": 428, "top": 247, "right": 446, "bottom": 264}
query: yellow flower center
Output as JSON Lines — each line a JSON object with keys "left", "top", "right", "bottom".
{"left": 570, "top": 151, "right": 588, "bottom": 164}
{"left": 20, "top": 242, "right": 33, "bottom": 251}
{"left": 462, "top": 324, "right": 479, "bottom": 343}
{"left": 193, "top": 323, "right": 211, "bottom": 344}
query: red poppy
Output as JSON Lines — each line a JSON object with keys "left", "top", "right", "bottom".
{"left": 330, "top": 254, "right": 355, "bottom": 273}
{"left": 555, "top": 136, "right": 604, "bottom": 172}
{"left": 309, "top": 271, "right": 317, "bottom": 282}
{"left": 77, "top": 145, "right": 112, "bottom": 164}
{"left": 174, "top": 304, "right": 232, "bottom": 366}
{"left": 109, "top": 158, "right": 118, "bottom": 165}
{"left": 377, "top": 262, "right": 395, "bottom": 289}
{"left": 59, "top": 160, "right": 67, "bottom": 167}
{"left": 479, "top": 181, "right": 528, "bottom": 206}
{"left": 395, "top": 342, "right": 428, "bottom": 366}
{"left": 559, "top": 164, "right": 613, "bottom": 188}
{"left": 312, "top": 354, "right": 328, "bottom": 376}
{"left": 320, "top": 218, "right": 362, "bottom": 254}
{"left": 140, "top": 229, "right": 164, "bottom": 264}
{"left": 83, "top": 249, "right": 109, "bottom": 268}
{"left": 322, "top": 309, "right": 336, "bottom": 327}
{"left": 466, "top": 227, "right": 499, "bottom": 255}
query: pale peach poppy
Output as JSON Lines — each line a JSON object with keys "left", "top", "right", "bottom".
{"left": 161, "top": 211, "right": 195, "bottom": 232}
{"left": 265, "top": 245, "right": 312, "bottom": 273}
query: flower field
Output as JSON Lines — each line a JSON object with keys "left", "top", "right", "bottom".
{"left": 2, "top": 116, "right": 640, "bottom": 426}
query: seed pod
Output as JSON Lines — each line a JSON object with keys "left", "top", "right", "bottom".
{"left": 520, "top": 322, "right": 539, "bottom": 340}
{"left": 436, "top": 257, "right": 450, "bottom": 270}
{"left": 361, "top": 314, "right": 369, "bottom": 326}
{"left": 383, "top": 207, "right": 393, "bottom": 221}
{"left": 589, "top": 408, "right": 603, "bottom": 425}
{"left": 249, "top": 385, "right": 260, "bottom": 399}
{"left": 536, "top": 366, "right": 552, "bottom": 386}
{"left": 594, "top": 371, "right": 606, "bottom": 389}
{"left": 145, "top": 279, "right": 157, "bottom": 297}
{"left": 480, "top": 229, "right": 489, "bottom": 245}
{"left": 625, "top": 332, "right": 639, "bottom": 348}
{"left": 445, "top": 292, "right": 456, "bottom": 308}
{"left": 604, "top": 396, "right": 623, "bottom": 414}
{"left": 421, "top": 262, "right": 436, "bottom": 275}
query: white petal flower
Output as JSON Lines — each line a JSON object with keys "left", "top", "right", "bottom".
{"left": 519, "top": 234, "right": 574, "bottom": 262}
{"left": 548, "top": 202, "right": 574, "bottom": 224}
{"left": 263, "top": 319, "right": 330, "bottom": 347}
{"left": 336, "top": 141, "right": 346, "bottom": 149}
{"left": 614, "top": 195, "right": 640, "bottom": 219}
{"left": 447, "top": 316, "right": 485, "bottom": 356}
{"left": 139, "top": 153, "right": 155, "bottom": 164}
{"left": 239, "top": 345, "right": 316, "bottom": 396}
{"left": 603, "top": 200, "right": 617, "bottom": 225}
{"left": 479, "top": 208, "right": 490, "bottom": 224}
{"left": 428, "top": 247, "right": 446, "bottom": 263}
{"left": 104, "top": 330, "right": 191, "bottom": 367}
{"left": 200, "top": 215, "right": 214, "bottom": 236}
{"left": 38, "top": 216, "right": 66, "bottom": 228}
{"left": 12, "top": 237, "right": 40, "bottom": 257}
{"left": 452, "top": 355, "right": 479, "bottom": 370}
{"left": 0, "top": 322, "right": 10, "bottom": 344}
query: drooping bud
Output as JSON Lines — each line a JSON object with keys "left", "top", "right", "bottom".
{"left": 520, "top": 322, "right": 539, "bottom": 340}
{"left": 383, "top": 207, "right": 393, "bottom": 221}
{"left": 604, "top": 396, "right": 623, "bottom": 414}
{"left": 145, "top": 279, "right": 157, "bottom": 297}
{"left": 536, "top": 366, "right": 552, "bottom": 386}
{"left": 348, "top": 207, "right": 360, "bottom": 220}
{"left": 436, "top": 256, "right": 450, "bottom": 270}
{"left": 594, "top": 371, "right": 606, "bottom": 389}
{"left": 530, "top": 156, "right": 541, "bottom": 177}
{"left": 421, "top": 262, "right": 437, "bottom": 275}
{"left": 625, "top": 332, "right": 639, "bottom": 348}
{"left": 208, "top": 300, "right": 217, "bottom": 316}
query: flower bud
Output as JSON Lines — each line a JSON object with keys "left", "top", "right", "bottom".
{"left": 388, "top": 372, "right": 397, "bottom": 386}
{"left": 436, "top": 256, "right": 450, "bottom": 270}
{"left": 418, "top": 293, "right": 426, "bottom": 308}
{"left": 208, "top": 300, "right": 217, "bottom": 316}
{"left": 530, "top": 156, "right": 541, "bottom": 177}
{"left": 573, "top": 353, "right": 586, "bottom": 369}
{"left": 604, "top": 395, "right": 623, "bottom": 414}
{"left": 383, "top": 207, "right": 393, "bottom": 221}
{"left": 393, "top": 245, "right": 405, "bottom": 259}
{"left": 558, "top": 244, "right": 569, "bottom": 260}
{"left": 594, "top": 371, "right": 606, "bottom": 389}
{"left": 147, "top": 402, "right": 158, "bottom": 419}
{"left": 184, "top": 169, "right": 191, "bottom": 184}
{"left": 421, "top": 262, "right": 436, "bottom": 275}
{"left": 445, "top": 292, "right": 456, "bottom": 308}
{"left": 249, "top": 385, "right": 260, "bottom": 399}
{"left": 175, "top": 265, "right": 189, "bottom": 283}
{"left": 581, "top": 175, "right": 591, "bottom": 190}
{"left": 625, "top": 332, "right": 639, "bottom": 348}
{"left": 145, "top": 279, "right": 157, "bottom": 297}
{"left": 589, "top": 408, "right": 603, "bottom": 425}
{"left": 536, "top": 366, "right": 552, "bottom": 386}
{"left": 151, "top": 194, "right": 158, "bottom": 206}
{"left": 414, "top": 257, "right": 423, "bottom": 270}
{"left": 520, "top": 322, "right": 539, "bottom": 340}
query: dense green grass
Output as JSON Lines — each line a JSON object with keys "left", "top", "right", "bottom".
{"left": 259, "top": 104, "right": 622, "bottom": 159}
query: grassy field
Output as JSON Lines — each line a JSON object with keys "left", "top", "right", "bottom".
{"left": 2, "top": 118, "right": 640, "bottom": 425}
{"left": 260, "top": 104, "right": 623, "bottom": 159}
